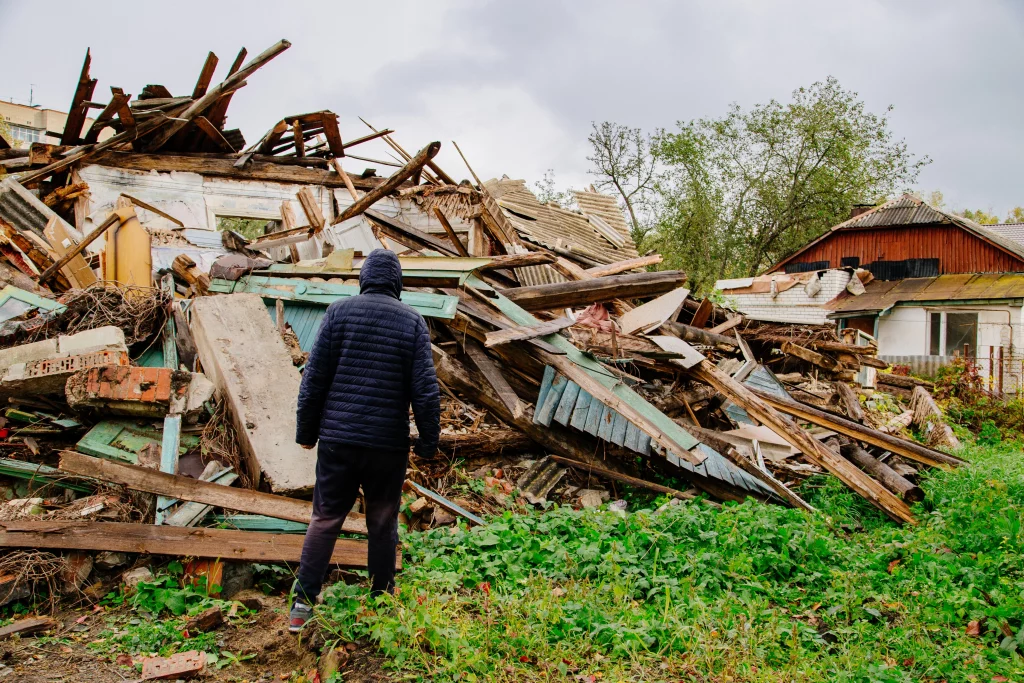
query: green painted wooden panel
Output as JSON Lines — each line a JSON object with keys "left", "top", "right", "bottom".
{"left": 77, "top": 420, "right": 200, "bottom": 464}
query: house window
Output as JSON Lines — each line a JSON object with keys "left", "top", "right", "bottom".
{"left": 945, "top": 312, "right": 978, "bottom": 357}
{"left": 8, "top": 124, "right": 42, "bottom": 144}
{"left": 928, "top": 311, "right": 978, "bottom": 357}
{"left": 215, "top": 216, "right": 281, "bottom": 241}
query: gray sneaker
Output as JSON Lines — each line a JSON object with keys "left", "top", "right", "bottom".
{"left": 289, "top": 598, "right": 313, "bottom": 633}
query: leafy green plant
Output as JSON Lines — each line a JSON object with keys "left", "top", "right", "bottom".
{"left": 313, "top": 441, "right": 1024, "bottom": 682}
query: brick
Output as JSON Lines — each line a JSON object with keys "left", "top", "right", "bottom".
{"left": 65, "top": 366, "right": 191, "bottom": 417}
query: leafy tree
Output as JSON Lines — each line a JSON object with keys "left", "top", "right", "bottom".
{"left": 1006, "top": 207, "right": 1024, "bottom": 223}
{"left": 532, "top": 169, "right": 576, "bottom": 210}
{"left": 958, "top": 208, "right": 1000, "bottom": 225}
{"left": 648, "top": 77, "right": 928, "bottom": 293}
{"left": 586, "top": 122, "right": 659, "bottom": 245}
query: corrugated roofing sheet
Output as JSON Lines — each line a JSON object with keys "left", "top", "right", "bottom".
{"left": 826, "top": 273, "right": 1024, "bottom": 315}
{"left": 485, "top": 179, "right": 638, "bottom": 286}
{"left": 0, "top": 177, "right": 77, "bottom": 238}
{"left": 988, "top": 223, "right": 1024, "bottom": 248}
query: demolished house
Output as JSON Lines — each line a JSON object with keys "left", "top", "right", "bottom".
{"left": 0, "top": 40, "right": 969, "bottom": 620}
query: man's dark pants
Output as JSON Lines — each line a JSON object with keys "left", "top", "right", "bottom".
{"left": 296, "top": 442, "right": 408, "bottom": 603}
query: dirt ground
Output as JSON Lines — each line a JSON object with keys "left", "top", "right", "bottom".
{"left": 0, "top": 592, "right": 393, "bottom": 682}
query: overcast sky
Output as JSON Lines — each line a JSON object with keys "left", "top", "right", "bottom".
{"left": 1, "top": 0, "right": 1021, "bottom": 216}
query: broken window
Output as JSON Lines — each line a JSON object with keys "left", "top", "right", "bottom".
{"left": 928, "top": 311, "right": 979, "bottom": 357}
{"left": 215, "top": 216, "right": 281, "bottom": 241}
{"left": 945, "top": 312, "right": 978, "bottom": 357}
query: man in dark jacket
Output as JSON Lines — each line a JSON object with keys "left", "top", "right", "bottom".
{"left": 290, "top": 248, "right": 440, "bottom": 632}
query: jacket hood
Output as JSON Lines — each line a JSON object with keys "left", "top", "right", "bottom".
{"left": 359, "top": 249, "right": 403, "bottom": 299}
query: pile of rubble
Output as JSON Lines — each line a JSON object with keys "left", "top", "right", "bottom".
{"left": 0, "top": 39, "right": 967, "bottom": 624}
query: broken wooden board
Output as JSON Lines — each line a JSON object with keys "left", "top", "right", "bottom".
{"left": 0, "top": 520, "right": 390, "bottom": 567}
{"left": 60, "top": 451, "right": 366, "bottom": 534}
{"left": 0, "top": 616, "right": 57, "bottom": 640}
{"left": 189, "top": 294, "right": 315, "bottom": 495}
{"left": 751, "top": 388, "right": 965, "bottom": 470}
{"left": 617, "top": 287, "right": 690, "bottom": 335}
{"left": 76, "top": 419, "right": 200, "bottom": 465}
{"left": 484, "top": 317, "right": 574, "bottom": 348}
{"left": 406, "top": 480, "right": 484, "bottom": 526}
{"left": 645, "top": 335, "right": 706, "bottom": 369}
{"left": 499, "top": 271, "right": 688, "bottom": 311}
{"left": 690, "top": 360, "right": 916, "bottom": 524}
{"left": 43, "top": 216, "right": 97, "bottom": 288}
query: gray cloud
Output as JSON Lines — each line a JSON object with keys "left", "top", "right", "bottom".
{"left": 1, "top": 0, "right": 1021, "bottom": 214}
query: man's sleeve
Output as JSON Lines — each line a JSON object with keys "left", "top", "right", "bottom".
{"left": 409, "top": 317, "right": 441, "bottom": 459}
{"left": 295, "top": 306, "right": 337, "bottom": 446}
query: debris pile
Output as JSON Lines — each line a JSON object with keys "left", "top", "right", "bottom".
{"left": 0, "top": 39, "right": 968, "bottom": 630}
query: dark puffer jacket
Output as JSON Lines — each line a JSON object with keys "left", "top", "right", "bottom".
{"left": 295, "top": 249, "right": 440, "bottom": 457}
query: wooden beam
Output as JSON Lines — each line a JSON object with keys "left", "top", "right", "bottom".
{"left": 330, "top": 142, "right": 442, "bottom": 225}
{"left": 475, "top": 252, "right": 555, "bottom": 272}
{"left": 365, "top": 209, "right": 458, "bottom": 255}
{"left": 320, "top": 112, "right": 345, "bottom": 158}
{"left": 584, "top": 254, "right": 663, "bottom": 278}
{"left": 708, "top": 315, "right": 743, "bottom": 335}
{"left": 37, "top": 211, "right": 119, "bottom": 284}
{"left": 191, "top": 51, "right": 220, "bottom": 98}
{"left": 0, "top": 617, "right": 56, "bottom": 640}
{"left": 833, "top": 381, "right": 866, "bottom": 422}
{"left": 690, "top": 360, "right": 916, "bottom": 524}
{"left": 484, "top": 317, "right": 574, "bottom": 348}
{"left": 296, "top": 187, "right": 325, "bottom": 232}
{"left": 0, "top": 520, "right": 382, "bottom": 567}
{"left": 500, "top": 270, "right": 687, "bottom": 311}
{"left": 192, "top": 116, "right": 235, "bottom": 152}
{"left": 60, "top": 49, "right": 97, "bottom": 146}
{"left": 840, "top": 443, "right": 923, "bottom": 503}
{"left": 463, "top": 339, "right": 524, "bottom": 419}
{"left": 660, "top": 322, "right": 739, "bottom": 350}
{"left": 781, "top": 341, "right": 841, "bottom": 372}
{"left": 690, "top": 298, "right": 714, "bottom": 328}
{"left": 58, "top": 451, "right": 366, "bottom": 534}
{"left": 144, "top": 40, "right": 291, "bottom": 152}
{"left": 204, "top": 48, "right": 247, "bottom": 129}
{"left": 83, "top": 88, "right": 131, "bottom": 144}
{"left": 750, "top": 389, "right": 965, "bottom": 470}
{"left": 433, "top": 207, "right": 471, "bottom": 257}
{"left": 548, "top": 455, "right": 712, "bottom": 504}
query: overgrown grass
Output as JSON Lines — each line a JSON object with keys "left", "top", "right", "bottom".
{"left": 315, "top": 441, "right": 1024, "bottom": 682}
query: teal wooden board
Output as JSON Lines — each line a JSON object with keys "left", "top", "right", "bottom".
{"left": 569, "top": 391, "right": 592, "bottom": 431}
{"left": 211, "top": 275, "right": 458, "bottom": 319}
{"left": 0, "top": 457, "right": 94, "bottom": 493}
{"left": 77, "top": 420, "right": 199, "bottom": 464}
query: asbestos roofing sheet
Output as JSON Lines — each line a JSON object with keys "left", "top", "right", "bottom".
{"left": 828, "top": 273, "right": 1024, "bottom": 314}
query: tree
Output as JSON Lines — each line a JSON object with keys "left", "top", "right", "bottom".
{"left": 1006, "top": 207, "right": 1024, "bottom": 223}
{"left": 649, "top": 77, "right": 928, "bottom": 293}
{"left": 532, "top": 169, "right": 576, "bottom": 210}
{"left": 586, "top": 122, "right": 659, "bottom": 246}
{"left": 957, "top": 208, "right": 1000, "bottom": 225}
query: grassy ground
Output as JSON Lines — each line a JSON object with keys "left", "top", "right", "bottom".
{"left": 314, "top": 441, "right": 1024, "bottom": 682}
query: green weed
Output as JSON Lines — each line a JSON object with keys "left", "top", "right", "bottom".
{"left": 313, "top": 441, "right": 1024, "bottom": 682}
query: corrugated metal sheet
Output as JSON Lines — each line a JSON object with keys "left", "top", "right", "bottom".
{"left": 771, "top": 194, "right": 1024, "bottom": 274}
{"left": 0, "top": 177, "right": 78, "bottom": 238}
{"left": 989, "top": 223, "right": 1024, "bottom": 247}
{"left": 265, "top": 301, "right": 325, "bottom": 351}
{"left": 827, "top": 272, "right": 1024, "bottom": 315}
{"left": 535, "top": 366, "right": 772, "bottom": 497}
{"left": 485, "top": 179, "right": 639, "bottom": 285}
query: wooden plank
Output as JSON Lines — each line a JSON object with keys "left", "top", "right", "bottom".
{"left": 475, "top": 252, "right": 556, "bottom": 272}
{"left": 330, "top": 142, "right": 442, "bottom": 225}
{"left": 83, "top": 89, "right": 131, "bottom": 144}
{"left": 320, "top": 112, "right": 345, "bottom": 158}
{"left": 365, "top": 209, "right": 458, "bottom": 255}
{"left": 781, "top": 341, "right": 841, "bottom": 372}
{"left": 0, "top": 617, "right": 56, "bottom": 641}
{"left": 42, "top": 216, "right": 96, "bottom": 288}
{"left": 464, "top": 339, "right": 524, "bottom": 419}
{"left": 60, "top": 49, "right": 97, "bottom": 146}
{"left": 500, "top": 271, "right": 687, "bottom": 311}
{"left": 690, "top": 298, "right": 714, "bottom": 328}
{"left": 660, "top": 322, "right": 739, "bottom": 351}
{"left": 645, "top": 335, "right": 706, "bottom": 369}
{"left": 0, "top": 521, "right": 382, "bottom": 567}
{"left": 584, "top": 254, "right": 663, "bottom": 278}
{"left": 432, "top": 207, "right": 470, "bottom": 257}
{"left": 192, "top": 116, "right": 235, "bottom": 152}
{"left": 38, "top": 211, "right": 119, "bottom": 285}
{"left": 191, "top": 51, "right": 220, "bottom": 98}
{"left": 296, "top": 187, "right": 325, "bottom": 232}
{"left": 617, "top": 287, "right": 690, "bottom": 335}
{"left": 751, "top": 388, "right": 965, "bottom": 469}
{"left": 484, "top": 317, "right": 574, "bottom": 348}
{"left": 204, "top": 48, "right": 247, "bottom": 129}
{"left": 708, "top": 315, "right": 743, "bottom": 335}
{"left": 833, "top": 381, "right": 866, "bottom": 422}
{"left": 59, "top": 451, "right": 365, "bottom": 533}
{"left": 547, "top": 455, "right": 712, "bottom": 504}
{"left": 691, "top": 361, "right": 916, "bottom": 524}
{"left": 144, "top": 40, "right": 291, "bottom": 152}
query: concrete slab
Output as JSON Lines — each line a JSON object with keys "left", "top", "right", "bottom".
{"left": 0, "top": 326, "right": 129, "bottom": 399}
{"left": 189, "top": 293, "right": 316, "bottom": 495}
